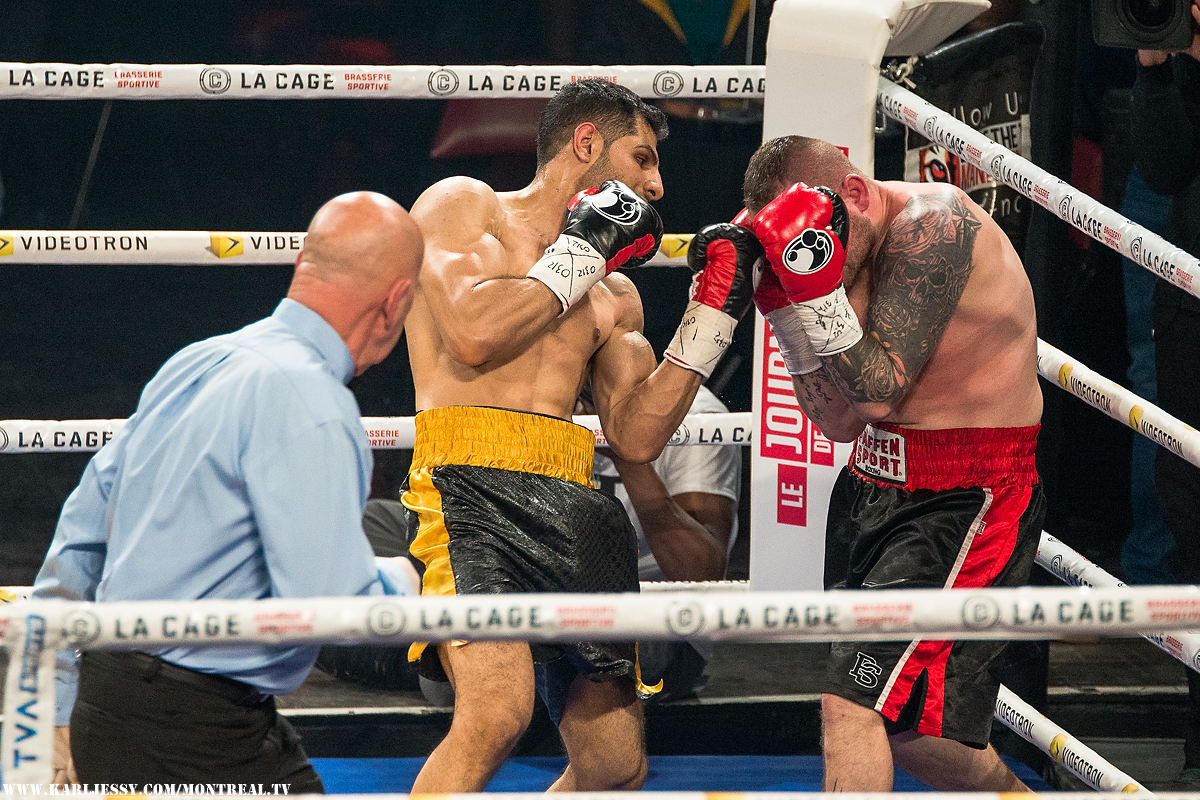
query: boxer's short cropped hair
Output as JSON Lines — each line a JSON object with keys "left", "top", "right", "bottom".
{"left": 536, "top": 78, "right": 668, "bottom": 169}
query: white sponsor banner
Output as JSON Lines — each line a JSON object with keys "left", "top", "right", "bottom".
{"left": 750, "top": 320, "right": 853, "bottom": 590}
{"left": 1037, "top": 339, "right": 1200, "bottom": 469}
{"left": 0, "top": 230, "right": 691, "bottom": 267}
{"left": 1038, "top": 532, "right": 1200, "bottom": 676}
{"left": 0, "top": 63, "right": 765, "bottom": 100}
{"left": 994, "top": 685, "right": 1145, "bottom": 792}
{"left": 0, "top": 413, "right": 751, "bottom": 454}
{"left": 879, "top": 77, "right": 1200, "bottom": 300}
{"left": 0, "top": 420, "right": 126, "bottom": 452}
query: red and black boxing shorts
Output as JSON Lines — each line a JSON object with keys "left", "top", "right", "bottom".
{"left": 823, "top": 422, "right": 1045, "bottom": 748}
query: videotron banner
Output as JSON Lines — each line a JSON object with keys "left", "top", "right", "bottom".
{"left": 0, "top": 231, "right": 690, "bottom": 267}
{"left": 0, "top": 231, "right": 304, "bottom": 264}
{"left": 1, "top": 63, "right": 765, "bottom": 100}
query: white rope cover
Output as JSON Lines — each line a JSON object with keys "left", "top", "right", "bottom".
{"left": 0, "top": 578, "right": 1166, "bottom": 791}
{"left": 0, "top": 586, "right": 1175, "bottom": 786}
{"left": 0, "top": 63, "right": 765, "bottom": 100}
{"left": 6, "top": 69, "right": 1191, "bottom": 302}
{"left": 993, "top": 685, "right": 1146, "bottom": 793}
{"left": 878, "top": 77, "right": 1200, "bottom": 301}
{"left": 5, "top": 586, "right": 1200, "bottom": 656}
{"left": 1037, "top": 340, "right": 1200, "bottom": 470}
{"left": 639, "top": 580, "right": 750, "bottom": 592}
{"left": 0, "top": 231, "right": 692, "bottom": 267}
{"left": 1038, "top": 533, "right": 1200, "bottom": 675}
{"left": 0, "top": 412, "right": 751, "bottom": 454}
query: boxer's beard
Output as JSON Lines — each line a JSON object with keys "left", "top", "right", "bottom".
{"left": 578, "top": 149, "right": 615, "bottom": 195}
{"left": 842, "top": 213, "right": 879, "bottom": 289}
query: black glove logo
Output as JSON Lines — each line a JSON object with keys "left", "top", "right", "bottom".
{"left": 590, "top": 182, "right": 643, "bottom": 225}
{"left": 781, "top": 229, "right": 834, "bottom": 275}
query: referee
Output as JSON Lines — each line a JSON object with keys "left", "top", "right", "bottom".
{"left": 33, "top": 191, "right": 423, "bottom": 789}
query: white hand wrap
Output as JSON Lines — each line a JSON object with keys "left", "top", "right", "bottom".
{"left": 764, "top": 305, "right": 822, "bottom": 375}
{"left": 664, "top": 301, "right": 736, "bottom": 378}
{"left": 793, "top": 285, "right": 863, "bottom": 356}
{"left": 526, "top": 233, "right": 606, "bottom": 315}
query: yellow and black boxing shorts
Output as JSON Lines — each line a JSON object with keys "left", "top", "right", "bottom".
{"left": 402, "top": 406, "right": 639, "bottom": 684}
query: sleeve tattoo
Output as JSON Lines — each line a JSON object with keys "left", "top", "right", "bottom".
{"left": 828, "top": 191, "right": 981, "bottom": 407}
{"left": 791, "top": 368, "right": 847, "bottom": 430}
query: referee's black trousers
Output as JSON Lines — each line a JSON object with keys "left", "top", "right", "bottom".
{"left": 71, "top": 651, "right": 324, "bottom": 791}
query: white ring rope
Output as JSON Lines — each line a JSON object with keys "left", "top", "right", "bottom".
{"left": 0, "top": 570, "right": 1171, "bottom": 789}
{"left": 1037, "top": 340, "right": 1200, "bottom": 470}
{"left": 0, "top": 413, "right": 751, "bottom": 454}
{"left": 992, "top": 684, "right": 1146, "bottom": 793}
{"left": 5, "top": 586, "right": 1200, "bottom": 654}
{"left": 639, "top": 580, "right": 750, "bottom": 592}
{"left": 1039, "top": 533, "right": 1200, "bottom": 676}
{"left": 878, "top": 77, "right": 1200, "bottom": 301}
{"left": 4, "top": 65, "right": 1191, "bottom": 303}
{"left": 12, "top": 340, "right": 1200, "bottom": 471}
{"left": 0, "top": 586, "right": 1176, "bottom": 787}
{"left": 0, "top": 63, "right": 765, "bottom": 100}
{"left": 0, "top": 231, "right": 692, "bottom": 267}
{"left": 0, "top": 575, "right": 1153, "bottom": 793}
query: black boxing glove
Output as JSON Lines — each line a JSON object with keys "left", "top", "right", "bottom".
{"left": 527, "top": 180, "right": 663, "bottom": 314}
{"left": 664, "top": 215, "right": 763, "bottom": 378}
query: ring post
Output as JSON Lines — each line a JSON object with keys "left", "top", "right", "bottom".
{"left": 750, "top": 0, "right": 987, "bottom": 590}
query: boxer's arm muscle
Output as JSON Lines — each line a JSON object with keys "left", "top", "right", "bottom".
{"left": 411, "top": 178, "right": 562, "bottom": 366}
{"left": 824, "top": 189, "right": 980, "bottom": 421}
{"left": 590, "top": 279, "right": 702, "bottom": 463}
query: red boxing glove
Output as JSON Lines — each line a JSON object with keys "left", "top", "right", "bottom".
{"left": 751, "top": 182, "right": 849, "bottom": 304}
{"left": 751, "top": 184, "right": 862, "bottom": 357}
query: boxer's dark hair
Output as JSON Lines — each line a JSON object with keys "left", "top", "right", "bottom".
{"left": 536, "top": 79, "right": 668, "bottom": 170}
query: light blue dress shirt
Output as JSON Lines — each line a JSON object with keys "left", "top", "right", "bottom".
{"left": 34, "top": 299, "right": 411, "bottom": 725}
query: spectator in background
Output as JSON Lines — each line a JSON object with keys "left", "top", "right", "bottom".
{"left": 591, "top": 383, "right": 741, "bottom": 702}
{"left": 1118, "top": 161, "right": 1175, "bottom": 585}
{"left": 1130, "top": 0, "right": 1200, "bottom": 782}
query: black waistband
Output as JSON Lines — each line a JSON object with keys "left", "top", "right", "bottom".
{"left": 84, "top": 651, "right": 269, "bottom": 707}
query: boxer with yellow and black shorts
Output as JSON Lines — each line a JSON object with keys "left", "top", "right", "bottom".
{"left": 402, "top": 405, "right": 642, "bottom": 721}
{"left": 823, "top": 422, "right": 1045, "bottom": 749}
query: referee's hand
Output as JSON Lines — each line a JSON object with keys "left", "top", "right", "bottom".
{"left": 52, "top": 725, "right": 77, "bottom": 787}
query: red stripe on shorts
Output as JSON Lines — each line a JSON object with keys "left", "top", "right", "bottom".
{"left": 876, "top": 483, "right": 1033, "bottom": 735}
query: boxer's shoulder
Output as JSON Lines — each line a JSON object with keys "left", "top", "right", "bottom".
{"left": 411, "top": 177, "right": 502, "bottom": 239}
